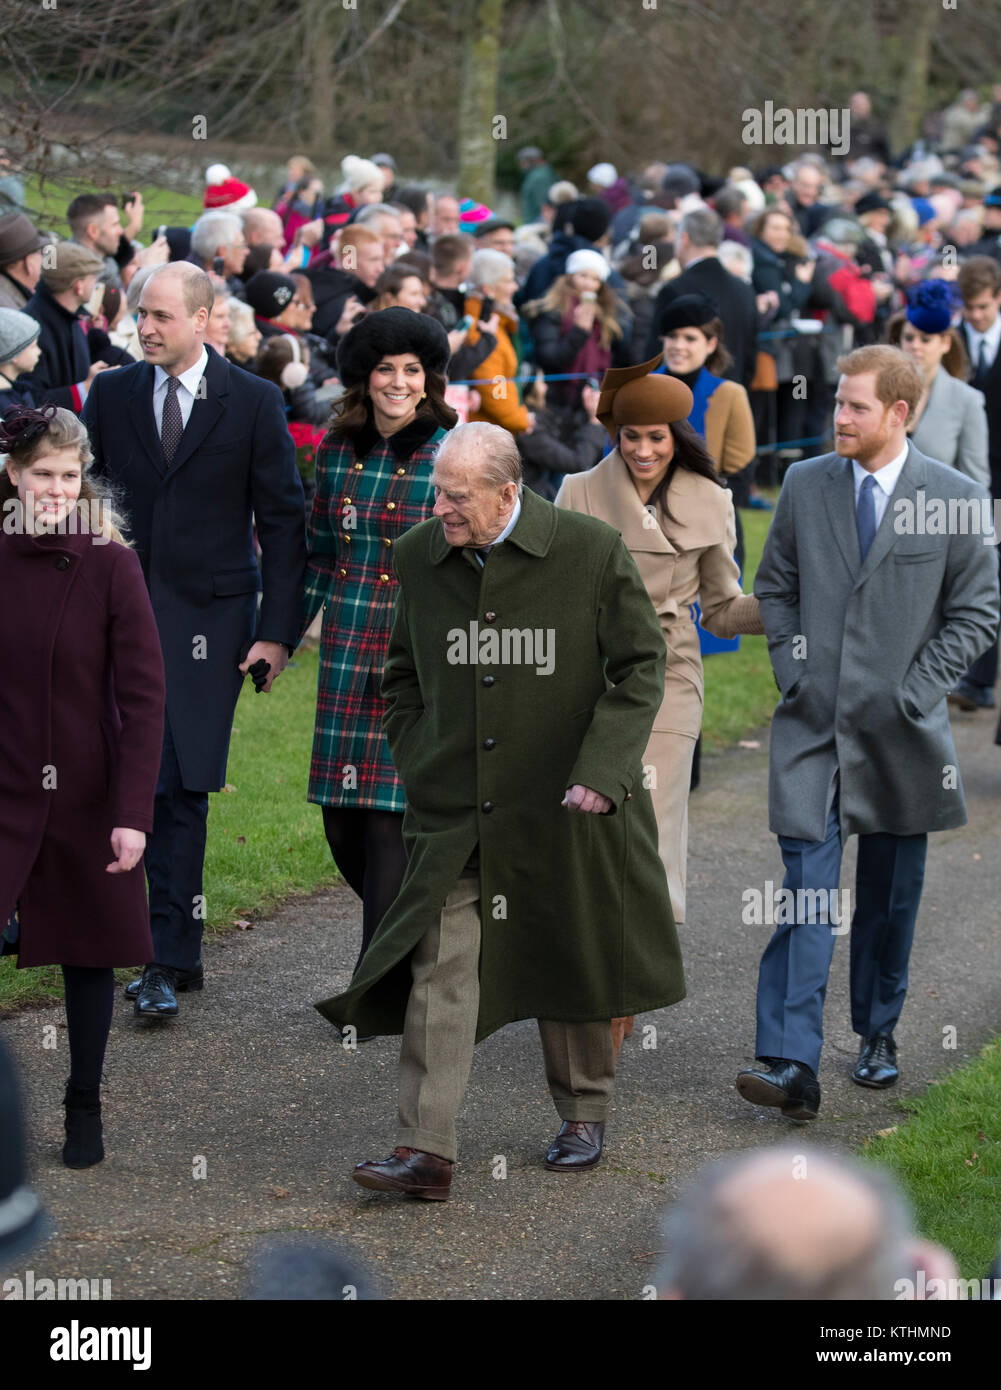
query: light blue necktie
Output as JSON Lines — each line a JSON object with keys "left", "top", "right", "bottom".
{"left": 856, "top": 473, "right": 877, "bottom": 562}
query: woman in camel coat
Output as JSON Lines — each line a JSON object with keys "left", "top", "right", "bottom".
{"left": 556, "top": 357, "right": 763, "bottom": 930}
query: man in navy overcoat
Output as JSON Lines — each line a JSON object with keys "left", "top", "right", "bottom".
{"left": 83, "top": 262, "right": 306, "bottom": 1017}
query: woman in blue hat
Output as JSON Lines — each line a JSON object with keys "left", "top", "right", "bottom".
{"left": 886, "top": 278, "right": 990, "bottom": 488}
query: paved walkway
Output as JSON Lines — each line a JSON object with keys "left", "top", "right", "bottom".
{"left": 4, "top": 707, "right": 1000, "bottom": 1300}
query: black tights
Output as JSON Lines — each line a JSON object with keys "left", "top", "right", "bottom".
{"left": 61, "top": 965, "right": 114, "bottom": 1090}
{"left": 321, "top": 807, "right": 408, "bottom": 969}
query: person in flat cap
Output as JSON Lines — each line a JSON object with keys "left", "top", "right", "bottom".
{"left": 885, "top": 279, "right": 989, "bottom": 491}
{"left": 300, "top": 308, "right": 458, "bottom": 964}
{"left": 556, "top": 353, "right": 762, "bottom": 1057}
{"left": 0, "top": 307, "right": 42, "bottom": 411}
{"left": 20, "top": 240, "right": 111, "bottom": 411}
{"left": 0, "top": 211, "right": 50, "bottom": 312}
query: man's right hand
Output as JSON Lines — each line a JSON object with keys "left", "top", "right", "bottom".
{"left": 86, "top": 361, "right": 112, "bottom": 385}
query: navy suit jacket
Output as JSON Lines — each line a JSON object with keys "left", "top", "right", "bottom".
{"left": 958, "top": 322, "right": 1001, "bottom": 499}
{"left": 82, "top": 346, "right": 307, "bottom": 791}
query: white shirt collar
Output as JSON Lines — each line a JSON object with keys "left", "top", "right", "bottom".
{"left": 852, "top": 441, "right": 908, "bottom": 497}
{"left": 968, "top": 315, "right": 1001, "bottom": 358}
{"left": 153, "top": 346, "right": 208, "bottom": 397}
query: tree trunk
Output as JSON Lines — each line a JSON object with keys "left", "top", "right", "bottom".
{"left": 305, "top": 0, "right": 336, "bottom": 154}
{"left": 457, "top": 0, "right": 505, "bottom": 206}
{"left": 888, "top": 3, "right": 938, "bottom": 155}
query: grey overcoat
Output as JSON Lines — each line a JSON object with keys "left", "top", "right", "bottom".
{"left": 755, "top": 443, "right": 999, "bottom": 841}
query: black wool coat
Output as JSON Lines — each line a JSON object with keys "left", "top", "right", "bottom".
{"left": 82, "top": 346, "right": 307, "bottom": 791}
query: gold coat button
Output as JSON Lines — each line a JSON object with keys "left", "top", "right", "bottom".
{"left": 343, "top": 497, "right": 351, "bottom": 506}
{"left": 339, "top": 568, "right": 347, "bottom": 577}
{"left": 354, "top": 462, "right": 364, "bottom": 471}
{"left": 380, "top": 573, "right": 390, "bottom": 583}
{"left": 396, "top": 467, "right": 405, "bottom": 476}
{"left": 384, "top": 538, "right": 392, "bottom": 547}
{"left": 342, "top": 533, "right": 351, "bottom": 543}
{"left": 386, "top": 501, "right": 396, "bottom": 511}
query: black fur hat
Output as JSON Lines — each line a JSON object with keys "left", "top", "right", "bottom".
{"left": 336, "top": 306, "right": 449, "bottom": 387}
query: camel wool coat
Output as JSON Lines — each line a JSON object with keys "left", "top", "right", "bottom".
{"left": 556, "top": 450, "right": 762, "bottom": 738}
{"left": 314, "top": 486, "right": 685, "bottom": 1040}
{"left": 0, "top": 527, "right": 165, "bottom": 968}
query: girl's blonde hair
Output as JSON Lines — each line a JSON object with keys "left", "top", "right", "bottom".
{"left": 523, "top": 273, "right": 624, "bottom": 351}
{"left": 0, "top": 406, "right": 131, "bottom": 546}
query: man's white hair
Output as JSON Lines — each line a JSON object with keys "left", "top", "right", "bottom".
{"left": 436, "top": 422, "right": 523, "bottom": 494}
{"left": 190, "top": 210, "right": 243, "bottom": 261}
{"left": 469, "top": 249, "right": 515, "bottom": 290}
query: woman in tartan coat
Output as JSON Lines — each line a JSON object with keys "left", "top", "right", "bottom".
{"left": 303, "top": 308, "right": 457, "bottom": 958}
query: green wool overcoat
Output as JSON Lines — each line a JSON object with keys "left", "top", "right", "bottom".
{"left": 314, "top": 486, "right": 686, "bottom": 1041}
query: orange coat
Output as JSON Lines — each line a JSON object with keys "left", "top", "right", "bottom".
{"left": 463, "top": 295, "right": 530, "bottom": 434}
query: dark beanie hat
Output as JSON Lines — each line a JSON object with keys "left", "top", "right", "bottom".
{"left": 656, "top": 292, "right": 722, "bottom": 337}
{"left": 336, "top": 306, "right": 450, "bottom": 387}
{"left": 563, "top": 197, "right": 611, "bottom": 244}
{"left": 906, "top": 279, "right": 953, "bottom": 335}
{"left": 661, "top": 163, "right": 701, "bottom": 198}
{"left": 244, "top": 271, "right": 297, "bottom": 319}
{"left": 855, "top": 191, "right": 893, "bottom": 217}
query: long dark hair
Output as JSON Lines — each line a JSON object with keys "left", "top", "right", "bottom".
{"left": 622, "top": 417, "right": 726, "bottom": 524}
{"left": 327, "top": 367, "right": 457, "bottom": 441}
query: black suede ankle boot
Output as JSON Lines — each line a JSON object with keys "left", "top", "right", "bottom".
{"left": 63, "top": 1081, "right": 104, "bottom": 1168}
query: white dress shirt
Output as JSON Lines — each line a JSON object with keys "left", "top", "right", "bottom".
{"left": 965, "top": 315, "right": 1001, "bottom": 375}
{"left": 852, "top": 443, "right": 908, "bottom": 530}
{"left": 153, "top": 347, "right": 209, "bottom": 436}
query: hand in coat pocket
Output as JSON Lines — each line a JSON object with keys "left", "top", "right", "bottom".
{"left": 107, "top": 828, "right": 146, "bottom": 874}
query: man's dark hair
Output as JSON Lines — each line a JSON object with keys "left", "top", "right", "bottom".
{"left": 394, "top": 186, "right": 430, "bottom": 220}
{"left": 714, "top": 186, "right": 747, "bottom": 221}
{"left": 432, "top": 233, "right": 475, "bottom": 277}
{"left": 67, "top": 194, "right": 117, "bottom": 239}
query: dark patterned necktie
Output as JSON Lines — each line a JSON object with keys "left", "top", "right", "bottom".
{"left": 161, "top": 376, "right": 183, "bottom": 464}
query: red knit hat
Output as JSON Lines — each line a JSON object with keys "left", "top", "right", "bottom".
{"left": 204, "top": 164, "right": 258, "bottom": 212}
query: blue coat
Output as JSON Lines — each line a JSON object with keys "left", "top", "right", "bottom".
{"left": 82, "top": 346, "right": 307, "bottom": 791}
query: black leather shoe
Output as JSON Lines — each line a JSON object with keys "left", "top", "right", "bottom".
{"left": 124, "top": 963, "right": 203, "bottom": 1000}
{"left": 736, "top": 1058, "right": 820, "bottom": 1120}
{"left": 63, "top": 1081, "right": 104, "bottom": 1168}
{"left": 133, "top": 964, "right": 179, "bottom": 1018}
{"left": 544, "top": 1120, "right": 605, "bottom": 1170}
{"left": 352, "top": 1147, "right": 452, "bottom": 1200}
{"left": 852, "top": 1033, "right": 898, "bottom": 1088}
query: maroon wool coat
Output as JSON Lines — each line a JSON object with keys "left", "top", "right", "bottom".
{"left": 0, "top": 526, "right": 165, "bottom": 968}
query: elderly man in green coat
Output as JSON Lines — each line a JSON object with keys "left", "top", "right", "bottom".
{"left": 315, "top": 421, "right": 685, "bottom": 1200}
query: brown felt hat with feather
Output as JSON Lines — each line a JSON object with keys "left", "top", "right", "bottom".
{"left": 595, "top": 354, "right": 693, "bottom": 439}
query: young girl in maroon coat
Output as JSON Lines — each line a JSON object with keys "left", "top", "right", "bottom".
{"left": 0, "top": 404, "right": 165, "bottom": 1168}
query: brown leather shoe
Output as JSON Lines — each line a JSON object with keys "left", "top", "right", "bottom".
{"left": 352, "top": 1146, "right": 453, "bottom": 1200}
{"left": 544, "top": 1121, "right": 605, "bottom": 1171}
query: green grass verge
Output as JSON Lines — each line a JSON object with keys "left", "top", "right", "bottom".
{"left": 0, "top": 648, "right": 335, "bottom": 1014}
{"left": 22, "top": 175, "right": 205, "bottom": 239}
{"left": 860, "top": 1039, "right": 1001, "bottom": 1282}
{"left": 701, "top": 503, "right": 776, "bottom": 750}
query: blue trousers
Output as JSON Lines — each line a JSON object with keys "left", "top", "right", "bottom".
{"left": 143, "top": 716, "right": 210, "bottom": 972}
{"left": 754, "top": 797, "right": 927, "bottom": 1075}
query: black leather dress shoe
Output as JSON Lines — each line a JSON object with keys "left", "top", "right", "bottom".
{"left": 544, "top": 1120, "right": 605, "bottom": 1170}
{"left": 352, "top": 1147, "right": 452, "bottom": 1200}
{"left": 852, "top": 1033, "right": 898, "bottom": 1088}
{"left": 125, "top": 963, "right": 203, "bottom": 1000}
{"left": 133, "top": 965, "right": 180, "bottom": 1018}
{"left": 736, "top": 1058, "right": 820, "bottom": 1120}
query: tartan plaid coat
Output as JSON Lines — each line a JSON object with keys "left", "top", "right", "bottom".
{"left": 303, "top": 411, "right": 449, "bottom": 811}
